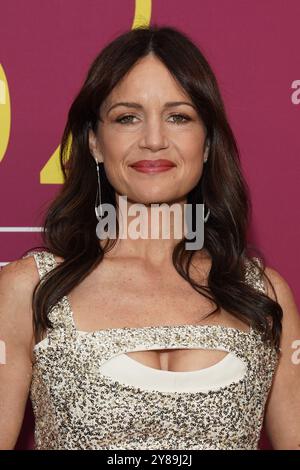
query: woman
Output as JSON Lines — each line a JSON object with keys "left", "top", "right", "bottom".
{"left": 0, "top": 26, "right": 299, "bottom": 450}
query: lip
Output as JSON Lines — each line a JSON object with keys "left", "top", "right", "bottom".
{"left": 130, "top": 165, "right": 175, "bottom": 174}
{"left": 130, "top": 159, "right": 176, "bottom": 169}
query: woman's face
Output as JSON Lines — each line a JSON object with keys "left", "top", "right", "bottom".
{"left": 89, "top": 53, "right": 208, "bottom": 205}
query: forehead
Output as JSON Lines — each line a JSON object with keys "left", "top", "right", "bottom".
{"left": 103, "top": 55, "right": 191, "bottom": 108}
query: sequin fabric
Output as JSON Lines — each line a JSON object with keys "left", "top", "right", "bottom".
{"left": 25, "top": 250, "right": 279, "bottom": 450}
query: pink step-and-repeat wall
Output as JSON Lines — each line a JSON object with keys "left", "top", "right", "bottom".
{"left": 0, "top": 0, "right": 299, "bottom": 450}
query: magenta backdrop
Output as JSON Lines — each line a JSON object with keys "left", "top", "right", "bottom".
{"left": 0, "top": 0, "right": 299, "bottom": 451}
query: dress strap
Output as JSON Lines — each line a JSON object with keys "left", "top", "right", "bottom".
{"left": 23, "top": 250, "right": 76, "bottom": 338}
{"left": 23, "top": 249, "right": 57, "bottom": 282}
{"left": 244, "top": 256, "right": 266, "bottom": 294}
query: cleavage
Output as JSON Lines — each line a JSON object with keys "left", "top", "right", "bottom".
{"left": 125, "top": 348, "right": 229, "bottom": 372}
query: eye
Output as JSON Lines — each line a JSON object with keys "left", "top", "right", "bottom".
{"left": 169, "top": 113, "right": 191, "bottom": 124}
{"left": 115, "top": 113, "right": 192, "bottom": 125}
{"left": 115, "top": 115, "right": 138, "bottom": 124}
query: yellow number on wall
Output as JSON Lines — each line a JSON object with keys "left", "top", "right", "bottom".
{"left": 40, "top": 0, "right": 152, "bottom": 185}
{"left": 0, "top": 64, "right": 11, "bottom": 162}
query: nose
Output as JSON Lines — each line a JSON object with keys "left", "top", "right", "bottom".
{"left": 138, "top": 115, "right": 169, "bottom": 152}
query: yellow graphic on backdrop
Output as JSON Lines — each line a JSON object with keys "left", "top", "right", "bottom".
{"left": 40, "top": 0, "right": 152, "bottom": 184}
{"left": 132, "top": 0, "right": 152, "bottom": 29}
{"left": 40, "top": 133, "right": 72, "bottom": 184}
{"left": 0, "top": 64, "right": 11, "bottom": 162}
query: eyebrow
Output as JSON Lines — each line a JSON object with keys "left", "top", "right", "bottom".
{"left": 106, "top": 101, "right": 196, "bottom": 115}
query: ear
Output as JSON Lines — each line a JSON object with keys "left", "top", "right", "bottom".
{"left": 88, "top": 129, "right": 104, "bottom": 163}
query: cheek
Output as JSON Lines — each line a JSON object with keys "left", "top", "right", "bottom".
{"left": 103, "top": 160, "right": 121, "bottom": 186}
{"left": 180, "top": 156, "right": 204, "bottom": 191}
{"left": 101, "top": 151, "right": 127, "bottom": 193}
{"left": 182, "top": 143, "right": 204, "bottom": 176}
{"left": 187, "top": 161, "right": 203, "bottom": 187}
{"left": 177, "top": 129, "right": 205, "bottom": 156}
{"left": 101, "top": 131, "right": 132, "bottom": 164}
{"left": 101, "top": 141, "right": 124, "bottom": 172}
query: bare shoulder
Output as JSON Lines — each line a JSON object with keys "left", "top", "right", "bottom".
{"left": 0, "top": 254, "right": 41, "bottom": 353}
{"left": 263, "top": 264, "right": 298, "bottom": 307}
{"left": 261, "top": 264, "right": 300, "bottom": 448}
{"left": 0, "top": 254, "right": 41, "bottom": 448}
{"left": 0, "top": 253, "right": 40, "bottom": 290}
{"left": 262, "top": 263, "right": 300, "bottom": 343}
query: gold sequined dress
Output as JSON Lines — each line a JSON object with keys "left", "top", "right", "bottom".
{"left": 24, "top": 250, "right": 279, "bottom": 450}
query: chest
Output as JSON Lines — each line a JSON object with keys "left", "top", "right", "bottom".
{"left": 65, "top": 258, "right": 249, "bottom": 372}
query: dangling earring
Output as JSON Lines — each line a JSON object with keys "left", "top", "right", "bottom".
{"left": 204, "top": 140, "right": 210, "bottom": 163}
{"left": 203, "top": 203, "right": 210, "bottom": 223}
{"left": 202, "top": 140, "right": 210, "bottom": 221}
{"left": 95, "top": 159, "right": 104, "bottom": 220}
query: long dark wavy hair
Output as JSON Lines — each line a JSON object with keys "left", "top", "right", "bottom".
{"left": 25, "top": 25, "right": 282, "bottom": 350}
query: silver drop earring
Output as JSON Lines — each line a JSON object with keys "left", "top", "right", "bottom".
{"left": 204, "top": 140, "right": 210, "bottom": 163}
{"left": 95, "top": 159, "right": 104, "bottom": 220}
{"left": 203, "top": 139, "right": 210, "bottom": 221}
{"left": 203, "top": 203, "right": 210, "bottom": 223}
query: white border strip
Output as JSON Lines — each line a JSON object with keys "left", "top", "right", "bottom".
{"left": 0, "top": 227, "right": 44, "bottom": 266}
{"left": 0, "top": 227, "right": 44, "bottom": 232}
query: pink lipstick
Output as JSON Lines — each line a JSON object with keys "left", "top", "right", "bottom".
{"left": 130, "top": 159, "right": 176, "bottom": 174}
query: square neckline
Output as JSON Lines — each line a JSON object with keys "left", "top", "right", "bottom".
{"left": 60, "top": 294, "right": 254, "bottom": 338}
{"left": 45, "top": 251, "right": 255, "bottom": 339}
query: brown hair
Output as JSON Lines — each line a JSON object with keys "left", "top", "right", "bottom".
{"left": 25, "top": 25, "right": 282, "bottom": 350}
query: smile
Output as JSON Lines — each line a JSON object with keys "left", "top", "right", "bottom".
{"left": 129, "top": 165, "right": 175, "bottom": 174}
